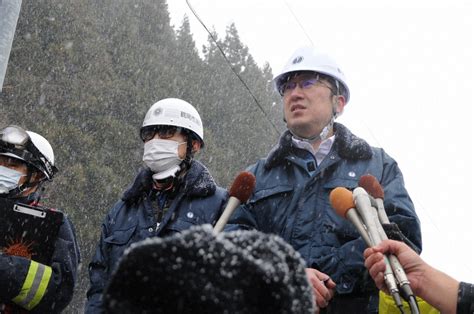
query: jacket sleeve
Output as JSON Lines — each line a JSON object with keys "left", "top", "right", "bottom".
{"left": 85, "top": 216, "right": 111, "bottom": 314}
{"left": 87, "top": 171, "right": 147, "bottom": 314}
{"left": 0, "top": 215, "right": 80, "bottom": 313}
{"left": 379, "top": 150, "right": 422, "bottom": 252}
{"left": 457, "top": 281, "right": 474, "bottom": 314}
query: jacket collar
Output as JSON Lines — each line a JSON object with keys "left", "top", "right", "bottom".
{"left": 264, "top": 123, "right": 372, "bottom": 169}
{"left": 180, "top": 160, "right": 217, "bottom": 197}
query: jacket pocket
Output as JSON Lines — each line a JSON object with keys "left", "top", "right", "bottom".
{"left": 321, "top": 177, "right": 358, "bottom": 191}
{"left": 248, "top": 184, "right": 294, "bottom": 231}
{"left": 104, "top": 225, "right": 136, "bottom": 245}
{"left": 104, "top": 225, "right": 137, "bottom": 272}
{"left": 320, "top": 177, "right": 359, "bottom": 239}
{"left": 165, "top": 216, "right": 197, "bottom": 233}
{"left": 250, "top": 184, "right": 294, "bottom": 203}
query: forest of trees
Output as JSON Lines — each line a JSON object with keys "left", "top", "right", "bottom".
{"left": 0, "top": 0, "right": 286, "bottom": 311}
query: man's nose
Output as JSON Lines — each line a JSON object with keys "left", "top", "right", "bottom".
{"left": 288, "top": 84, "right": 305, "bottom": 97}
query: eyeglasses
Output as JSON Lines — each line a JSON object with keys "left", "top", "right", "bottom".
{"left": 278, "top": 76, "right": 335, "bottom": 96}
{"left": 140, "top": 125, "right": 183, "bottom": 142}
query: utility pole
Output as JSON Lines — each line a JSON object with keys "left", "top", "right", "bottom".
{"left": 0, "top": 0, "right": 22, "bottom": 92}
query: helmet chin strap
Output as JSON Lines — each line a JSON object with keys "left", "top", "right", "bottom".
{"left": 291, "top": 108, "right": 338, "bottom": 144}
{"left": 12, "top": 190, "right": 42, "bottom": 204}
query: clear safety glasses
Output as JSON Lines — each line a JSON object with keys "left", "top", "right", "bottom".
{"left": 278, "top": 72, "right": 337, "bottom": 96}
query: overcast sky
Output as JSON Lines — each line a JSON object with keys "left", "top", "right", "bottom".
{"left": 167, "top": 0, "right": 473, "bottom": 283}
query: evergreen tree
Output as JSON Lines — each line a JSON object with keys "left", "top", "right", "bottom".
{"left": 0, "top": 1, "right": 284, "bottom": 311}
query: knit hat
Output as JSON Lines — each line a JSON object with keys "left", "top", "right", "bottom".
{"left": 104, "top": 225, "right": 315, "bottom": 313}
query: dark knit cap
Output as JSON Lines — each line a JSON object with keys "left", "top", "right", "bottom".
{"left": 104, "top": 225, "right": 315, "bottom": 314}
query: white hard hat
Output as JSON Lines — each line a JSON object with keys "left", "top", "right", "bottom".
{"left": 0, "top": 125, "right": 57, "bottom": 180}
{"left": 142, "top": 98, "right": 204, "bottom": 144}
{"left": 273, "top": 46, "right": 350, "bottom": 103}
{"left": 27, "top": 131, "right": 56, "bottom": 180}
{"left": 27, "top": 131, "right": 55, "bottom": 166}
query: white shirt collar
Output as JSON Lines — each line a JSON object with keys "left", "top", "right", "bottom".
{"left": 292, "top": 135, "right": 335, "bottom": 166}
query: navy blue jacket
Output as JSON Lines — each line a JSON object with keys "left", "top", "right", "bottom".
{"left": 85, "top": 160, "right": 228, "bottom": 313}
{"left": 228, "top": 123, "right": 422, "bottom": 307}
{"left": 0, "top": 204, "right": 80, "bottom": 313}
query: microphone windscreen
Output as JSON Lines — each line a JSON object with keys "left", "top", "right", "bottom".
{"left": 359, "top": 174, "right": 384, "bottom": 199}
{"left": 329, "top": 187, "right": 355, "bottom": 218}
{"left": 229, "top": 171, "right": 256, "bottom": 203}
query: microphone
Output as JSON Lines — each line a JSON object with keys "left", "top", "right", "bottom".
{"left": 358, "top": 174, "right": 389, "bottom": 224}
{"left": 329, "top": 187, "right": 372, "bottom": 246}
{"left": 352, "top": 187, "right": 383, "bottom": 245}
{"left": 360, "top": 174, "right": 419, "bottom": 252}
{"left": 352, "top": 187, "right": 404, "bottom": 310}
{"left": 330, "top": 188, "right": 406, "bottom": 309}
{"left": 213, "top": 171, "right": 256, "bottom": 233}
{"left": 359, "top": 179, "right": 390, "bottom": 240}
{"left": 359, "top": 175, "right": 418, "bottom": 311}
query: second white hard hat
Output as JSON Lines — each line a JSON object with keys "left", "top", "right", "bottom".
{"left": 141, "top": 98, "right": 204, "bottom": 144}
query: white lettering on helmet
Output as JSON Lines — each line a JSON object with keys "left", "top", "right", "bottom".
{"left": 181, "top": 111, "right": 201, "bottom": 126}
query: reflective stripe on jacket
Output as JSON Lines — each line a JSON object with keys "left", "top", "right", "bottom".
{"left": 12, "top": 261, "right": 52, "bottom": 310}
{"left": 0, "top": 213, "right": 80, "bottom": 313}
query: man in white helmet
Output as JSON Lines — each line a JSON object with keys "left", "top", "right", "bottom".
{"left": 0, "top": 125, "right": 80, "bottom": 313}
{"left": 228, "top": 47, "right": 421, "bottom": 313}
{"left": 85, "top": 98, "right": 228, "bottom": 313}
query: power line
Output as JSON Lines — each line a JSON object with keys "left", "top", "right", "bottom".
{"left": 185, "top": 0, "right": 281, "bottom": 136}
{"left": 282, "top": 0, "right": 314, "bottom": 46}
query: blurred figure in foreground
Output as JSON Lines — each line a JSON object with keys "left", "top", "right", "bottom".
{"left": 103, "top": 225, "right": 315, "bottom": 314}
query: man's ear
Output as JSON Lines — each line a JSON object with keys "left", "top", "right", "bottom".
{"left": 333, "top": 95, "right": 346, "bottom": 117}
{"left": 191, "top": 140, "right": 202, "bottom": 153}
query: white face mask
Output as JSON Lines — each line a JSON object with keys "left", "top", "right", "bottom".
{"left": 143, "top": 139, "right": 186, "bottom": 180}
{"left": 0, "top": 165, "right": 25, "bottom": 194}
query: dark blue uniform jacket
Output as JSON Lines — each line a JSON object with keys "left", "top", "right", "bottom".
{"left": 85, "top": 160, "right": 227, "bottom": 313}
{"left": 228, "top": 123, "right": 422, "bottom": 308}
